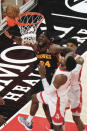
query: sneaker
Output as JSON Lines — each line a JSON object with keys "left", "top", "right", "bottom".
{"left": 18, "top": 116, "right": 32, "bottom": 130}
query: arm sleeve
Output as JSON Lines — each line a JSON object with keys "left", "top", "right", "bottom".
{"left": 42, "top": 78, "right": 50, "bottom": 90}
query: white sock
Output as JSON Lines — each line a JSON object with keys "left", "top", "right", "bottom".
{"left": 27, "top": 115, "right": 34, "bottom": 123}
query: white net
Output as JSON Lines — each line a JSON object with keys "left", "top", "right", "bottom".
{"left": 17, "top": 12, "right": 44, "bottom": 45}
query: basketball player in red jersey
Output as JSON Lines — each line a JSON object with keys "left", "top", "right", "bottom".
{"left": 18, "top": 47, "right": 76, "bottom": 131}
{"left": 66, "top": 39, "right": 86, "bottom": 131}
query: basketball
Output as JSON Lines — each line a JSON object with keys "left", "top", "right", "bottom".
{"left": 6, "top": 4, "right": 20, "bottom": 19}
{"left": 6, "top": 4, "right": 20, "bottom": 26}
{"left": 6, "top": 16, "right": 17, "bottom": 26}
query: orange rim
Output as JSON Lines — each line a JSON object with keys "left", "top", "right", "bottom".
{"left": 15, "top": 12, "right": 44, "bottom": 26}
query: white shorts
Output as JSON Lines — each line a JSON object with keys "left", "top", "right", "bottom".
{"left": 68, "top": 84, "right": 82, "bottom": 116}
{"left": 36, "top": 90, "right": 68, "bottom": 125}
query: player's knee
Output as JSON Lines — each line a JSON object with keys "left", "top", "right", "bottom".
{"left": 32, "top": 94, "right": 39, "bottom": 104}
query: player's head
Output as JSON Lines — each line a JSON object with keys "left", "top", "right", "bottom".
{"left": 37, "top": 31, "right": 50, "bottom": 48}
{"left": 6, "top": 4, "right": 20, "bottom": 19}
{"left": 66, "top": 39, "right": 78, "bottom": 51}
{"left": 59, "top": 54, "right": 76, "bottom": 71}
{"left": 65, "top": 55, "right": 76, "bottom": 71}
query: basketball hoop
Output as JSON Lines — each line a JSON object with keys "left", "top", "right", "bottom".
{"left": 15, "top": 12, "right": 44, "bottom": 45}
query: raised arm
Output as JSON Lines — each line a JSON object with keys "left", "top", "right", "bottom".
{"left": 49, "top": 44, "right": 75, "bottom": 56}
{"left": 4, "top": 31, "right": 22, "bottom": 45}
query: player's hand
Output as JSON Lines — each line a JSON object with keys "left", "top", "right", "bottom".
{"left": 0, "top": 115, "right": 7, "bottom": 126}
{"left": 76, "top": 57, "right": 84, "bottom": 65}
{"left": 0, "top": 97, "right": 5, "bottom": 105}
{"left": 38, "top": 63, "right": 46, "bottom": 79}
{"left": 13, "top": 36, "right": 22, "bottom": 45}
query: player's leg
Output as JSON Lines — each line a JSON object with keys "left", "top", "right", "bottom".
{"left": 50, "top": 95, "right": 67, "bottom": 131}
{"left": 53, "top": 124, "right": 64, "bottom": 131}
{"left": 18, "top": 91, "right": 49, "bottom": 130}
{"left": 72, "top": 115, "right": 86, "bottom": 131}
{"left": 70, "top": 86, "right": 86, "bottom": 131}
{"left": 42, "top": 104, "right": 54, "bottom": 129}
{"left": 18, "top": 94, "right": 39, "bottom": 130}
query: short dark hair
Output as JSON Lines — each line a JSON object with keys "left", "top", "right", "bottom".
{"left": 66, "top": 56, "right": 76, "bottom": 71}
{"left": 67, "top": 38, "right": 78, "bottom": 47}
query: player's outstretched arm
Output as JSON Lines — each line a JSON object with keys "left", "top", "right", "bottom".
{"left": 4, "top": 31, "right": 22, "bottom": 45}
{"left": 49, "top": 44, "right": 75, "bottom": 56}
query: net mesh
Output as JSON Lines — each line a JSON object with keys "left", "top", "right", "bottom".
{"left": 17, "top": 13, "right": 44, "bottom": 45}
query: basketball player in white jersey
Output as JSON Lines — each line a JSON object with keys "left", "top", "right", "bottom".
{"left": 49, "top": 42, "right": 86, "bottom": 131}
{"left": 66, "top": 39, "right": 86, "bottom": 131}
{"left": 18, "top": 51, "right": 76, "bottom": 131}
